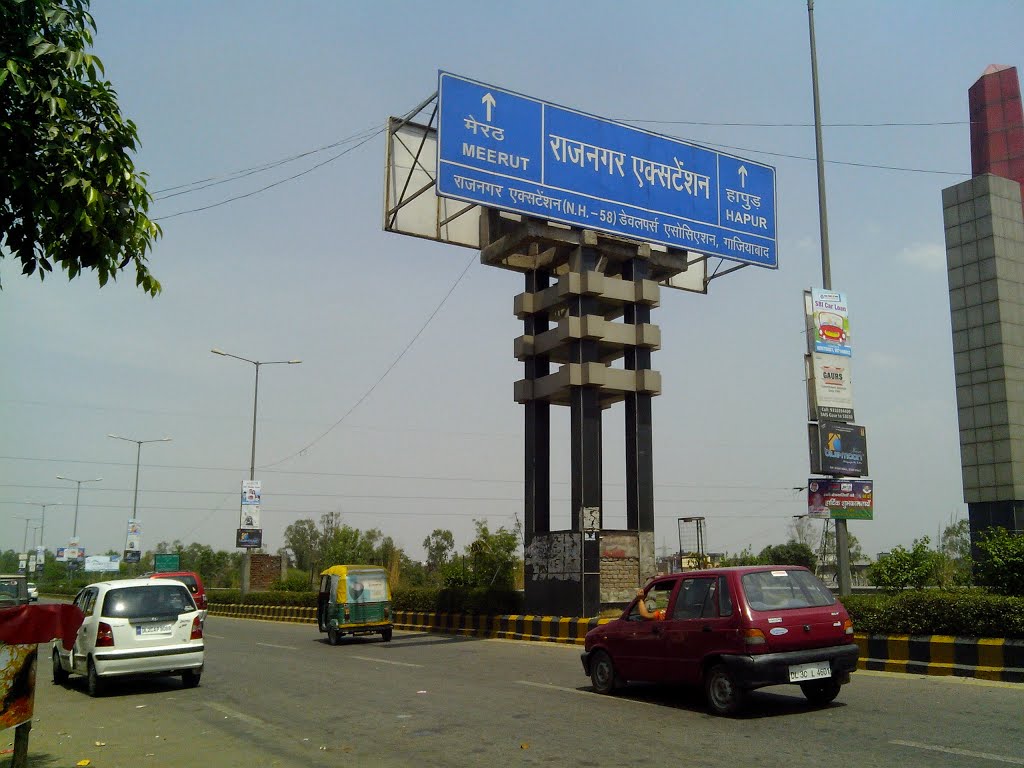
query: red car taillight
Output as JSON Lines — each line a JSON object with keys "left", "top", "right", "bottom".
{"left": 190, "top": 616, "right": 203, "bottom": 640}
{"left": 95, "top": 622, "right": 115, "bottom": 647}
{"left": 742, "top": 628, "right": 766, "bottom": 646}
{"left": 843, "top": 619, "right": 854, "bottom": 636}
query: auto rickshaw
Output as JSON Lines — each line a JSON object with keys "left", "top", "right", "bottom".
{"left": 317, "top": 565, "right": 393, "bottom": 644}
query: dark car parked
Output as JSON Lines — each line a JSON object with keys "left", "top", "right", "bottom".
{"left": 581, "top": 565, "right": 859, "bottom": 715}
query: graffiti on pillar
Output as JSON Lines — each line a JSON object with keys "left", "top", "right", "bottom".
{"left": 524, "top": 532, "right": 582, "bottom": 582}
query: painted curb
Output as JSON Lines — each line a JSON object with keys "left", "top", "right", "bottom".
{"left": 207, "top": 604, "right": 1023, "bottom": 682}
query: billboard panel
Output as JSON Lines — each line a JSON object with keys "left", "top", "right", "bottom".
{"left": 808, "top": 479, "right": 874, "bottom": 520}
{"left": 437, "top": 72, "right": 777, "bottom": 268}
{"left": 809, "top": 421, "right": 868, "bottom": 477}
{"left": 807, "top": 288, "right": 851, "bottom": 357}
{"left": 806, "top": 353, "right": 855, "bottom": 422}
{"left": 236, "top": 529, "right": 263, "bottom": 549}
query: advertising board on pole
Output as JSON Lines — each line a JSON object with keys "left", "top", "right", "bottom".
{"left": 806, "top": 353, "right": 855, "bottom": 422}
{"left": 236, "top": 529, "right": 263, "bottom": 549}
{"left": 436, "top": 72, "right": 777, "bottom": 269}
{"left": 807, "top": 288, "right": 851, "bottom": 357}
{"left": 240, "top": 480, "right": 261, "bottom": 530}
{"left": 809, "top": 421, "right": 868, "bottom": 477}
{"left": 124, "top": 519, "right": 142, "bottom": 562}
{"left": 808, "top": 479, "right": 873, "bottom": 520}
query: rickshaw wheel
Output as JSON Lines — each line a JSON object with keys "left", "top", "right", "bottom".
{"left": 327, "top": 627, "right": 340, "bottom": 645}
{"left": 382, "top": 627, "right": 393, "bottom": 642}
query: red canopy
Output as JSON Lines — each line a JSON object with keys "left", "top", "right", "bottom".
{"left": 0, "top": 604, "right": 84, "bottom": 650}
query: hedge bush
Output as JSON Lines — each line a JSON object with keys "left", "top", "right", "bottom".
{"left": 842, "top": 589, "right": 1024, "bottom": 638}
{"left": 207, "top": 586, "right": 524, "bottom": 615}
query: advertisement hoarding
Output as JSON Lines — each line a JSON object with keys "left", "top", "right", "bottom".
{"left": 809, "top": 421, "right": 868, "bottom": 477}
{"left": 240, "top": 480, "right": 261, "bottom": 529}
{"left": 124, "top": 519, "right": 142, "bottom": 555}
{"left": 808, "top": 479, "right": 874, "bottom": 520}
{"left": 236, "top": 529, "right": 263, "bottom": 549}
{"left": 806, "top": 353, "right": 855, "bottom": 422}
{"left": 85, "top": 555, "right": 121, "bottom": 573}
{"left": 807, "top": 288, "right": 851, "bottom": 357}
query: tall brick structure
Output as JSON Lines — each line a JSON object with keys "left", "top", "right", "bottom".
{"left": 942, "top": 65, "right": 1024, "bottom": 549}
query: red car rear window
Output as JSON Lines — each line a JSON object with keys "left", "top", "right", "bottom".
{"left": 741, "top": 570, "right": 835, "bottom": 611}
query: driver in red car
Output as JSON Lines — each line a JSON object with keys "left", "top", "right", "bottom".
{"left": 635, "top": 588, "right": 666, "bottom": 620}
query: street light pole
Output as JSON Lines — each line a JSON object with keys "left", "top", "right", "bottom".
{"left": 107, "top": 435, "right": 172, "bottom": 519}
{"left": 56, "top": 476, "right": 102, "bottom": 539}
{"left": 211, "top": 348, "right": 301, "bottom": 594}
{"left": 25, "top": 501, "right": 61, "bottom": 553}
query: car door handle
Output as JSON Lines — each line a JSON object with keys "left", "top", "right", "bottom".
{"left": 702, "top": 625, "right": 713, "bottom": 632}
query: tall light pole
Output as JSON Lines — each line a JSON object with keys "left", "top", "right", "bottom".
{"left": 56, "top": 475, "right": 102, "bottom": 539}
{"left": 25, "top": 501, "right": 60, "bottom": 552}
{"left": 211, "top": 348, "right": 301, "bottom": 594}
{"left": 107, "top": 434, "right": 172, "bottom": 520}
{"left": 807, "top": 0, "right": 851, "bottom": 598}
{"left": 16, "top": 516, "right": 36, "bottom": 553}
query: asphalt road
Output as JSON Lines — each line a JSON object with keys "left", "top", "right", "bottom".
{"left": 12, "top": 615, "right": 1024, "bottom": 767}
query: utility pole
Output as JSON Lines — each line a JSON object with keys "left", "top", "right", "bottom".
{"left": 808, "top": 0, "right": 850, "bottom": 597}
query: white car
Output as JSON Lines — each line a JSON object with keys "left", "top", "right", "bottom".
{"left": 52, "top": 578, "right": 204, "bottom": 696}
{"left": 27, "top": 583, "right": 38, "bottom": 601}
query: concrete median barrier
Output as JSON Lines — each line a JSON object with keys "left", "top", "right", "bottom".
{"left": 207, "top": 603, "right": 1022, "bottom": 682}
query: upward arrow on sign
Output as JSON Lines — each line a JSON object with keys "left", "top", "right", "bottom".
{"left": 482, "top": 92, "right": 496, "bottom": 121}
{"left": 737, "top": 165, "right": 748, "bottom": 188}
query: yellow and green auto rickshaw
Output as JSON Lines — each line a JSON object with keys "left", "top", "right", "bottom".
{"left": 317, "top": 565, "right": 393, "bottom": 644}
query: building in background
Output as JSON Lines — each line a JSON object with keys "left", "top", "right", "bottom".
{"left": 942, "top": 65, "right": 1024, "bottom": 551}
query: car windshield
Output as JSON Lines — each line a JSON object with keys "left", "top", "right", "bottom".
{"left": 102, "top": 584, "right": 195, "bottom": 618}
{"left": 741, "top": 569, "right": 835, "bottom": 611}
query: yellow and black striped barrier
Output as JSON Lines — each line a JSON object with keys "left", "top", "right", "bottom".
{"left": 207, "top": 603, "right": 1022, "bottom": 682}
{"left": 856, "top": 634, "right": 1024, "bottom": 683}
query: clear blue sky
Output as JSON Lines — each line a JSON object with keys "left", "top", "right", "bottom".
{"left": 3, "top": 0, "right": 1022, "bottom": 563}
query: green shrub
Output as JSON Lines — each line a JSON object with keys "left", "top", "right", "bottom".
{"left": 975, "top": 528, "right": 1024, "bottom": 596}
{"left": 269, "top": 569, "right": 315, "bottom": 592}
{"left": 843, "top": 589, "right": 1024, "bottom": 638}
{"left": 868, "top": 538, "right": 937, "bottom": 592}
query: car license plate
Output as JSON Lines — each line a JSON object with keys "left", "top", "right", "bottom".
{"left": 789, "top": 661, "right": 831, "bottom": 682}
{"left": 136, "top": 622, "right": 173, "bottom": 636}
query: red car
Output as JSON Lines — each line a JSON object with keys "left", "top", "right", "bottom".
{"left": 148, "top": 571, "right": 207, "bottom": 614}
{"left": 581, "top": 565, "right": 858, "bottom": 715}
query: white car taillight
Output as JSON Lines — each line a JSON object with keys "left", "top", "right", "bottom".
{"left": 190, "top": 616, "right": 203, "bottom": 640}
{"left": 95, "top": 622, "right": 115, "bottom": 648}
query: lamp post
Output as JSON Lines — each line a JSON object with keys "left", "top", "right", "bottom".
{"left": 16, "top": 516, "right": 36, "bottom": 553}
{"left": 107, "top": 434, "right": 172, "bottom": 520}
{"left": 211, "top": 348, "right": 301, "bottom": 594}
{"left": 55, "top": 475, "right": 102, "bottom": 539}
{"left": 26, "top": 501, "right": 61, "bottom": 553}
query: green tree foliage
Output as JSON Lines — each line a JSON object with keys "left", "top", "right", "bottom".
{"left": 422, "top": 528, "right": 454, "bottom": 579}
{"left": 975, "top": 527, "right": 1024, "bottom": 596}
{"left": 758, "top": 541, "right": 817, "bottom": 571}
{"left": 445, "top": 519, "right": 521, "bottom": 591}
{"left": 1, "top": 0, "right": 161, "bottom": 292}
{"left": 935, "top": 518, "right": 973, "bottom": 588}
{"left": 868, "top": 537, "right": 938, "bottom": 593}
{"left": 282, "top": 518, "right": 320, "bottom": 571}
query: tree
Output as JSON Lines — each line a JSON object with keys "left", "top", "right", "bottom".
{"left": 452, "top": 519, "right": 522, "bottom": 591}
{"left": 422, "top": 528, "right": 454, "bottom": 577}
{"left": 936, "top": 518, "right": 972, "bottom": 588}
{"left": 868, "top": 537, "right": 937, "bottom": 593}
{"left": 283, "top": 518, "right": 320, "bottom": 571}
{"left": 1, "top": 0, "right": 161, "bottom": 292}
{"left": 975, "top": 527, "right": 1024, "bottom": 596}
{"left": 758, "top": 542, "right": 817, "bottom": 571}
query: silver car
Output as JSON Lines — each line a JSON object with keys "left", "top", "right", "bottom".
{"left": 52, "top": 578, "right": 205, "bottom": 696}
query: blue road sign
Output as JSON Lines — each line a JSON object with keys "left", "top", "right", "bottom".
{"left": 437, "top": 72, "right": 777, "bottom": 269}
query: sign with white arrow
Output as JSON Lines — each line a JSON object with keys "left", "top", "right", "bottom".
{"left": 437, "top": 71, "right": 777, "bottom": 268}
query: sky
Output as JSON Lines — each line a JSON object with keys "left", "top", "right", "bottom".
{"left": 3, "top": 0, "right": 1022, "bottom": 566}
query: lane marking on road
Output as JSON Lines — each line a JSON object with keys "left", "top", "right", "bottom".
{"left": 891, "top": 740, "right": 1024, "bottom": 765}
{"left": 351, "top": 655, "right": 422, "bottom": 668}
{"left": 256, "top": 642, "right": 298, "bottom": 650}
{"left": 857, "top": 670, "right": 1022, "bottom": 689}
{"left": 515, "top": 680, "right": 656, "bottom": 706}
{"left": 204, "top": 634, "right": 225, "bottom": 639}
{"left": 206, "top": 701, "right": 270, "bottom": 728}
